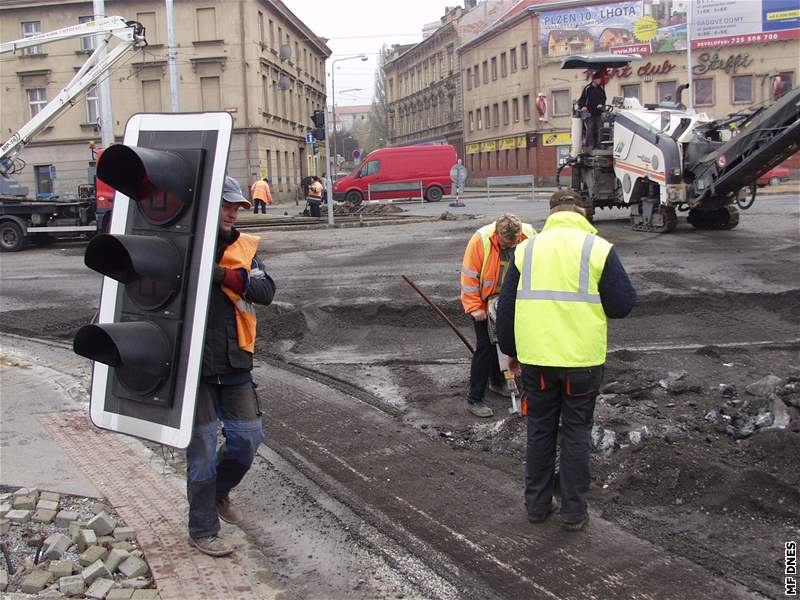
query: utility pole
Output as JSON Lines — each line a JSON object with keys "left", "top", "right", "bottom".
{"left": 166, "top": 0, "right": 180, "bottom": 112}
{"left": 93, "top": 0, "right": 114, "bottom": 149}
{"left": 686, "top": 3, "right": 694, "bottom": 112}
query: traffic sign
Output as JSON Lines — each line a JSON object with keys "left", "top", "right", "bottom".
{"left": 353, "top": 149, "right": 361, "bottom": 160}
{"left": 306, "top": 132, "right": 316, "bottom": 144}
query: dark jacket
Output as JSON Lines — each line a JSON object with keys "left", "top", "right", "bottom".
{"left": 578, "top": 83, "right": 607, "bottom": 115}
{"left": 202, "top": 228, "right": 276, "bottom": 381}
{"left": 496, "top": 247, "right": 635, "bottom": 359}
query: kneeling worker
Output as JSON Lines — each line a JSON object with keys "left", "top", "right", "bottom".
{"left": 460, "top": 213, "right": 535, "bottom": 417}
{"left": 495, "top": 190, "right": 635, "bottom": 531}
{"left": 187, "top": 176, "right": 276, "bottom": 557}
{"left": 307, "top": 176, "right": 324, "bottom": 217}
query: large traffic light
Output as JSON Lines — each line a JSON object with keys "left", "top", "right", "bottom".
{"left": 74, "top": 112, "right": 233, "bottom": 448}
{"left": 311, "top": 109, "right": 326, "bottom": 141}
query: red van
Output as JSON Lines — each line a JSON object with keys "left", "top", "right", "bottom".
{"left": 332, "top": 144, "right": 457, "bottom": 204}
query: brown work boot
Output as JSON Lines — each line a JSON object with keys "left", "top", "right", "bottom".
{"left": 215, "top": 496, "right": 243, "bottom": 525}
{"left": 467, "top": 400, "right": 494, "bottom": 418}
{"left": 189, "top": 534, "right": 234, "bottom": 557}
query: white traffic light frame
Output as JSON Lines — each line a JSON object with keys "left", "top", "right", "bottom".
{"left": 88, "top": 112, "right": 233, "bottom": 448}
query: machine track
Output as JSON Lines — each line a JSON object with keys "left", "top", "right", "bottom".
{"left": 687, "top": 205, "right": 740, "bottom": 230}
{"left": 630, "top": 203, "right": 678, "bottom": 233}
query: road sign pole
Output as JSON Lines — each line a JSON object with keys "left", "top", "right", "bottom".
{"left": 325, "top": 122, "right": 334, "bottom": 226}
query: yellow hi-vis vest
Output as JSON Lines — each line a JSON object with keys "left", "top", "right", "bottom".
{"left": 219, "top": 233, "right": 260, "bottom": 353}
{"left": 513, "top": 211, "right": 612, "bottom": 367}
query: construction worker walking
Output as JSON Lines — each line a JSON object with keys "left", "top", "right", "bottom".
{"left": 495, "top": 190, "right": 635, "bottom": 531}
{"left": 460, "top": 214, "right": 536, "bottom": 418}
{"left": 250, "top": 177, "right": 272, "bottom": 214}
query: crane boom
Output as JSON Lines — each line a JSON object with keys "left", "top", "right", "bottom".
{"left": 0, "top": 17, "right": 146, "bottom": 170}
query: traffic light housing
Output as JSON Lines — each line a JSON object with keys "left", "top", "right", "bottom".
{"left": 311, "top": 109, "right": 326, "bottom": 141}
{"left": 74, "top": 112, "right": 233, "bottom": 448}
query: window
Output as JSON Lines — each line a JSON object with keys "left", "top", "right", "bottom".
{"left": 135, "top": 12, "right": 157, "bottom": 45}
{"left": 732, "top": 75, "right": 753, "bottom": 104}
{"left": 502, "top": 100, "right": 509, "bottom": 125}
{"left": 34, "top": 165, "right": 54, "bottom": 198}
{"left": 477, "top": 108, "right": 482, "bottom": 130}
{"left": 142, "top": 80, "right": 162, "bottom": 112}
{"left": 694, "top": 78, "right": 713, "bottom": 106}
{"left": 363, "top": 160, "right": 380, "bottom": 176}
{"left": 510, "top": 48, "right": 517, "bottom": 73}
{"left": 500, "top": 52, "right": 507, "bottom": 77}
{"left": 492, "top": 103, "right": 499, "bottom": 127}
{"left": 22, "top": 21, "right": 42, "bottom": 55}
{"left": 86, "top": 85, "right": 99, "bottom": 123}
{"left": 520, "top": 43, "right": 528, "bottom": 68}
{"left": 258, "top": 12, "right": 265, "bottom": 44}
{"left": 200, "top": 76, "right": 221, "bottom": 110}
{"left": 269, "top": 20, "right": 275, "bottom": 49}
{"left": 777, "top": 71, "right": 794, "bottom": 95}
{"left": 523, "top": 94, "right": 531, "bottom": 120}
{"left": 196, "top": 8, "right": 216, "bottom": 40}
{"left": 512, "top": 98, "right": 519, "bottom": 122}
{"left": 482, "top": 61, "right": 488, "bottom": 84}
{"left": 468, "top": 111, "right": 474, "bottom": 132}
{"left": 465, "top": 69, "right": 472, "bottom": 91}
{"left": 79, "top": 16, "right": 95, "bottom": 51}
{"left": 447, "top": 44, "right": 454, "bottom": 73}
{"left": 552, "top": 90, "right": 571, "bottom": 116}
{"left": 262, "top": 75, "right": 269, "bottom": 113}
{"left": 657, "top": 80, "right": 677, "bottom": 103}
{"left": 491, "top": 57, "right": 497, "bottom": 80}
{"left": 27, "top": 88, "right": 46, "bottom": 118}
{"left": 621, "top": 83, "right": 640, "bottom": 101}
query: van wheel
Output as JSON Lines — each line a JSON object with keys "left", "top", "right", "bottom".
{"left": 0, "top": 221, "right": 25, "bottom": 252}
{"left": 425, "top": 186, "right": 443, "bottom": 202}
{"left": 345, "top": 190, "right": 362, "bottom": 205}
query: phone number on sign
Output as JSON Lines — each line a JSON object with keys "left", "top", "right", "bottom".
{"left": 695, "top": 33, "right": 781, "bottom": 48}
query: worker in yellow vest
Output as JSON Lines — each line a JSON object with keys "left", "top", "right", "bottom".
{"left": 496, "top": 190, "right": 635, "bottom": 532}
{"left": 187, "top": 176, "right": 276, "bottom": 557}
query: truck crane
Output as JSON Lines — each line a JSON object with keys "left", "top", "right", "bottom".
{"left": 0, "top": 16, "right": 146, "bottom": 251}
{"left": 559, "top": 54, "right": 800, "bottom": 233}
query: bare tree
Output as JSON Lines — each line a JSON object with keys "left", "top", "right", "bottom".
{"left": 366, "top": 45, "right": 391, "bottom": 153}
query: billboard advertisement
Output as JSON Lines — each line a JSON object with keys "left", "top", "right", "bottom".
{"left": 691, "top": 0, "right": 800, "bottom": 48}
{"left": 539, "top": 1, "right": 688, "bottom": 58}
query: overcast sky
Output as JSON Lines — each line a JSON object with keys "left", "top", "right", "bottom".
{"left": 284, "top": 0, "right": 467, "bottom": 108}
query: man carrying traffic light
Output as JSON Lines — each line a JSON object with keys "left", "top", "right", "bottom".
{"left": 187, "top": 175, "right": 276, "bottom": 557}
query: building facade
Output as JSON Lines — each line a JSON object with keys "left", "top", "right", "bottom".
{"left": 0, "top": 0, "right": 330, "bottom": 202}
{"left": 383, "top": 0, "right": 515, "bottom": 156}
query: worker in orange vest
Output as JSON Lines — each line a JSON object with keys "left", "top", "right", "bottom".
{"left": 250, "top": 177, "right": 272, "bottom": 214}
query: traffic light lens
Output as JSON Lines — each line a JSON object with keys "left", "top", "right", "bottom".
{"left": 138, "top": 178, "right": 185, "bottom": 225}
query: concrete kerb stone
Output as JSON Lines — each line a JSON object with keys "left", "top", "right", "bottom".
{"left": 0, "top": 502, "right": 12, "bottom": 515}
{"left": 47, "top": 560, "right": 75, "bottom": 578}
{"left": 106, "top": 589, "right": 134, "bottom": 600}
{"left": 32, "top": 508, "right": 57, "bottom": 523}
{"left": 80, "top": 544, "right": 109, "bottom": 567}
{"left": 40, "top": 491, "right": 61, "bottom": 503}
{"left": 88, "top": 511, "right": 117, "bottom": 536}
{"left": 0, "top": 567, "right": 7, "bottom": 592}
{"left": 0, "top": 518, "right": 9, "bottom": 534}
{"left": 87, "top": 577, "right": 116, "bottom": 599}
{"left": 79, "top": 528, "right": 98, "bottom": 551}
{"left": 43, "top": 532, "right": 72, "bottom": 560}
{"left": 56, "top": 509, "right": 80, "bottom": 527}
{"left": 37, "top": 498, "right": 60, "bottom": 512}
{"left": 130, "top": 590, "right": 160, "bottom": 599}
{"left": 6, "top": 509, "right": 32, "bottom": 523}
{"left": 104, "top": 548, "right": 131, "bottom": 574}
{"left": 82, "top": 559, "right": 111, "bottom": 585}
{"left": 58, "top": 573, "right": 87, "bottom": 596}
{"left": 20, "top": 569, "right": 53, "bottom": 594}
{"left": 118, "top": 555, "right": 149, "bottom": 579}
{"left": 12, "top": 494, "right": 37, "bottom": 510}
{"left": 113, "top": 526, "right": 136, "bottom": 541}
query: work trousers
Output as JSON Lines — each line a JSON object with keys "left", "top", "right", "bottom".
{"left": 584, "top": 114, "right": 603, "bottom": 148}
{"left": 520, "top": 364, "right": 603, "bottom": 523}
{"left": 468, "top": 318, "right": 504, "bottom": 403}
{"left": 186, "top": 381, "right": 265, "bottom": 539}
{"left": 253, "top": 199, "right": 268, "bottom": 214}
{"left": 307, "top": 197, "right": 322, "bottom": 217}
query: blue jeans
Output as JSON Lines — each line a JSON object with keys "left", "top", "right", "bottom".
{"left": 186, "top": 381, "right": 265, "bottom": 538}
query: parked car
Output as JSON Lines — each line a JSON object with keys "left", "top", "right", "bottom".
{"left": 332, "top": 145, "right": 457, "bottom": 204}
{"left": 756, "top": 166, "right": 790, "bottom": 186}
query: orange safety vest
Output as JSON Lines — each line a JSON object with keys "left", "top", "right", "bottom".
{"left": 219, "top": 233, "right": 260, "bottom": 353}
{"left": 250, "top": 180, "right": 272, "bottom": 204}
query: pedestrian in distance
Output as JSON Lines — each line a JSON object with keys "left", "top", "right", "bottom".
{"left": 578, "top": 71, "right": 607, "bottom": 149}
{"left": 306, "top": 176, "right": 324, "bottom": 218}
{"left": 186, "top": 175, "right": 276, "bottom": 557}
{"left": 250, "top": 176, "right": 272, "bottom": 214}
{"left": 460, "top": 213, "right": 536, "bottom": 418}
{"left": 495, "top": 190, "right": 636, "bottom": 532}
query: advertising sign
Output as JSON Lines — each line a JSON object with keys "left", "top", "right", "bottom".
{"left": 692, "top": 0, "right": 800, "bottom": 48}
{"left": 542, "top": 132, "right": 573, "bottom": 146}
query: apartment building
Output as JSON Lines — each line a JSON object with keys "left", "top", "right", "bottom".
{"left": 0, "top": 0, "right": 330, "bottom": 202}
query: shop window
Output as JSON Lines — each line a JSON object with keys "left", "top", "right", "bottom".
{"left": 621, "top": 84, "right": 640, "bottom": 101}
{"left": 657, "top": 80, "right": 677, "bottom": 103}
{"left": 694, "top": 78, "right": 714, "bottom": 106}
{"left": 552, "top": 89, "right": 571, "bottom": 116}
{"left": 732, "top": 75, "right": 753, "bottom": 104}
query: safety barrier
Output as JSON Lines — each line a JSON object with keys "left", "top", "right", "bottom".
{"left": 486, "top": 174, "right": 535, "bottom": 203}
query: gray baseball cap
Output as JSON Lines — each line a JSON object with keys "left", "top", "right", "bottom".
{"left": 222, "top": 176, "right": 252, "bottom": 209}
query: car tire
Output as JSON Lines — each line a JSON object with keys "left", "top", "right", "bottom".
{"left": 0, "top": 221, "right": 25, "bottom": 252}
{"left": 345, "top": 190, "right": 362, "bottom": 205}
{"left": 425, "top": 186, "right": 443, "bottom": 202}
{"left": 769, "top": 177, "right": 781, "bottom": 186}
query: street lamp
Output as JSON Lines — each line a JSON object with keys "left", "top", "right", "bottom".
{"left": 325, "top": 54, "right": 367, "bottom": 225}
{"left": 332, "top": 88, "right": 363, "bottom": 160}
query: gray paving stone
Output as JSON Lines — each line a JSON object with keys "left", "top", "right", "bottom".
{"left": 13, "top": 487, "right": 35, "bottom": 498}
{"left": 55, "top": 510, "right": 80, "bottom": 528}
{"left": 98, "top": 535, "right": 116, "bottom": 545}
{"left": 32, "top": 508, "right": 58, "bottom": 523}
{"left": 81, "top": 559, "right": 110, "bottom": 585}
{"left": 111, "top": 541, "right": 135, "bottom": 552}
{"left": 0, "top": 518, "right": 9, "bottom": 534}
{"left": 37, "top": 499, "right": 60, "bottom": 512}
{"left": 69, "top": 521, "right": 82, "bottom": 542}
{"left": 6, "top": 508, "right": 32, "bottom": 523}
{"left": 130, "top": 590, "right": 160, "bottom": 600}
{"left": 87, "top": 577, "right": 115, "bottom": 599}
{"left": 91, "top": 502, "right": 111, "bottom": 515}
{"left": 104, "top": 548, "right": 130, "bottom": 574}
{"left": 118, "top": 555, "right": 148, "bottom": 578}
{"left": 40, "top": 491, "right": 61, "bottom": 503}
{"left": 79, "top": 545, "right": 109, "bottom": 567}
{"left": 12, "top": 494, "right": 37, "bottom": 510}
{"left": 113, "top": 527, "right": 136, "bottom": 541}
{"left": 0, "top": 567, "right": 7, "bottom": 592}
{"left": 20, "top": 569, "right": 53, "bottom": 594}
{"left": 79, "top": 528, "right": 98, "bottom": 552}
{"left": 0, "top": 493, "right": 10, "bottom": 502}
{"left": 47, "top": 560, "right": 74, "bottom": 578}
{"left": 43, "top": 532, "right": 72, "bottom": 560}
{"left": 58, "top": 574, "right": 86, "bottom": 596}
{"left": 88, "top": 512, "right": 116, "bottom": 536}
{"left": 119, "top": 577, "right": 150, "bottom": 589}
{"left": 106, "top": 589, "right": 134, "bottom": 600}
{"left": 0, "top": 502, "right": 11, "bottom": 515}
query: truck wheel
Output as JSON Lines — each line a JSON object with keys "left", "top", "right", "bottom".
{"left": 345, "top": 190, "right": 362, "bottom": 205}
{"left": 0, "top": 221, "right": 25, "bottom": 252}
{"left": 425, "top": 186, "right": 443, "bottom": 202}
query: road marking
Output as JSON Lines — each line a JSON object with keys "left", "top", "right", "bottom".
{"left": 612, "top": 338, "right": 800, "bottom": 353}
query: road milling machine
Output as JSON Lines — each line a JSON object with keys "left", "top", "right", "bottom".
{"left": 558, "top": 54, "right": 800, "bottom": 233}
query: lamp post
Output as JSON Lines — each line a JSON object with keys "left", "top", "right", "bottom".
{"left": 326, "top": 55, "right": 367, "bottom": 225}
